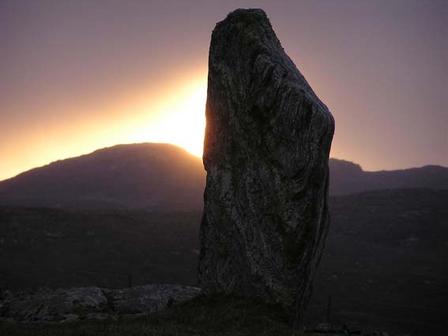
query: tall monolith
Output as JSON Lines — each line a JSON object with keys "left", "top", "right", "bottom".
{"left": 199, "top": 8, "right": 335, "bottom": 319}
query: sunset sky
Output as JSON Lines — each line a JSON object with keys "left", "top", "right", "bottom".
{"left": 1, "top": 0, "right": 446, "bottom": 180}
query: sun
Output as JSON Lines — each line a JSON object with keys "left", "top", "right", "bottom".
{"left": 126, "top": 79, "right": 207, "bottom": 157}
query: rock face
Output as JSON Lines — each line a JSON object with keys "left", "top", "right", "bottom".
{"left": 108, "top": 284, "right": 200, "bottom": 315}
{"left": 0, "top": 284, "right": 200, "bottom": 322}
{"left": 199, "top": 8, "right": 335, "bottom": 317}
{"left": 0, "top": 287, "right": 109, "bottom": 322}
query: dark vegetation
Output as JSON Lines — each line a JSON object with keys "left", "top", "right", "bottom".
{"left": 0, "top": 295, "right": 296, "bottom": 336}
{"left": 0, "top": 209, "right": 200, "bottom": 289}
{"left": 0, "top": 189, "right": 447, "bottom": 334}
{"left": 308, "top": 189, "right": 448, "bottom": 335}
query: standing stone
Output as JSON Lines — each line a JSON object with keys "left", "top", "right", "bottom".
{"left": 199, "top": 8, "right": 335, "bottom": 318}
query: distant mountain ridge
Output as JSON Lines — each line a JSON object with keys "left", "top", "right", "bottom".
{"left": 0, "top": 143, "right": 205, "bottom": 210}
{"left": 329, "top": 158, "right": 448, "bottom": 195}
{"left": 0, "top": 143, "right": 446, "bottom": 209}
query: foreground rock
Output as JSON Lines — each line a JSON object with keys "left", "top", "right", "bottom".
{"left": 0, "top": 284, "right": 200, "bottom": 322}
{"left": 108, "top": 284, "right": 201, "bottom": 314}
{"left": 199, "top": 7, "right": 335, "bottom": 320}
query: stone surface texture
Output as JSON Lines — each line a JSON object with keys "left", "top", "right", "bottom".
{"left": 0, "top": 284, "right": 200, "bottom": 322}
{"left": 199, "top": 8, "right": 335, "bottom": 315}
{"left": 107, "top": 284, "right": 200, "bottom": 314}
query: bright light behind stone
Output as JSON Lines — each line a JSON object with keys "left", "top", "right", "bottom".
{"left": 127, "top": 79, "right": 207, "bottom": 157}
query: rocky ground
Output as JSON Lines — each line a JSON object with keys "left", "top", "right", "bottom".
{"left": 0, "top": 290, "right": 394, "bottom": 336}
{"left": 0, "top": 284, "right": 199, "bottom": 323}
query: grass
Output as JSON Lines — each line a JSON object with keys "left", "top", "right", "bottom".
{"left": 0, "top": 294, "right": 306, "bottom": 336}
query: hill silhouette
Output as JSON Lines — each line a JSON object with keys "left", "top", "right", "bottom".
{"left": 0, "top": 143, "right": 205, "bottom": 210}
{"left": 329, "top": 159, "right": 448, "bottom": 195}
{"left": 0, "top": 143, "right": 446, "bottom": 210}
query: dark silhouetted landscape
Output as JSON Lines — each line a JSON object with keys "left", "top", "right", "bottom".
{"left": 0, "top": 143, "right": 447, "bottom": 335}
{"left": 0, "top": 143, "right": 446, "bottom": 210}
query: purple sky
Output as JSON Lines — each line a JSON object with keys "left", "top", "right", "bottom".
{"left": 1, "top": 0, "right": 447, "bottom": 180}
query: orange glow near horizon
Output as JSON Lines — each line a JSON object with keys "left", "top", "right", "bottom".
{"left": 2, "top": 2, "right": 447, "bottom": 182}
{"left": 0, "top": 73, "right": 208, "bottom": 181}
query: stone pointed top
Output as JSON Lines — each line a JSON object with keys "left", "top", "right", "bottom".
{"left": 216, "top": 8, "right": 271, "bottom": 27}
{"left": 209, "top": 8, "right": 330, "bottom": 116}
